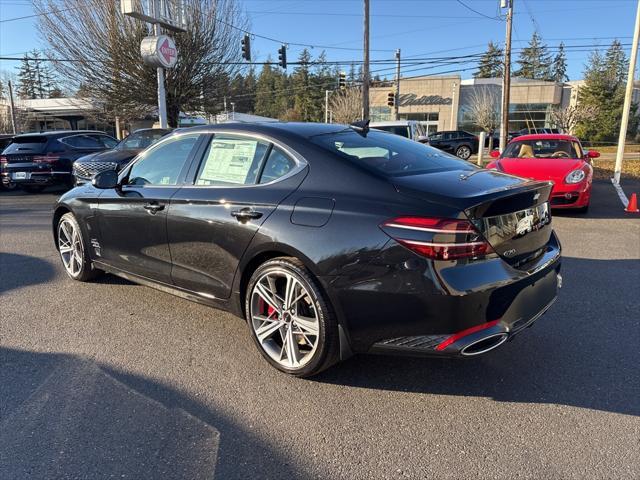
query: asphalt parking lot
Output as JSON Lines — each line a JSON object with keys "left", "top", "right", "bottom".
{"left": 1, "top": 180, "right": 639, "bottom": 480}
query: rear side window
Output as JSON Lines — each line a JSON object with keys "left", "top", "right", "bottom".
{"left": 310, "top": 129, "right": 474, "bottom": 177}
{"left": 3, "top": 136, "right": 48, "bottom": 154}
{"left": 60, "top": 135, "right": 104, "bottom": 149}
{"left": 259, "top": 147, "right": 296, "bottom": 184}
{"left": 196, "top": 135, "right": 269, "bottom": 186}
{"left": 90, "top": 134, "right": 118, "bottom": 149}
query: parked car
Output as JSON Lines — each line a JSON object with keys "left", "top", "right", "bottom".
{"left": 73, "top": 128, "right": 173, "bottom": 184}
{"left": 1, "top": 130, "right": 118, "bottom": 193}
{"left": 0, "top": 134, "right": 17, "bottom": 190}
{"left": 427, "top": 130, "right": 479, "bottom": 159}
{"left": 53, "top": 122, "right": 561, "bottom": 377}
{"left": 486, "top": 133, "right": 598, "bottom": 212}
{"left": 370, "top": 121, "right": 428, "bottom": 142}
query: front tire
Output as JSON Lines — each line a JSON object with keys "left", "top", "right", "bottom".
{"left": 456, "top": 145, "right": 472, "bottom": 160}
{"left": 57, "top": 212, "right": 101, "bottom": 281}
{"left": 245, "top": 257, "right": 339, "bottom": 377}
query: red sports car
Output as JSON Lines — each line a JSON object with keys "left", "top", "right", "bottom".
{"left": 487, "top": 134, "right": 599, "bottom": 212}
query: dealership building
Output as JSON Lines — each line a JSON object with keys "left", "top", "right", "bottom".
{"left": 370, "top": 75, "right": 640, "bottom": 135}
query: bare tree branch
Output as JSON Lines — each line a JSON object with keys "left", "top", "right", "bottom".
{"left": 35, "top": 0, "right": 247, "bottom": 126}
{"left": 550, "top": 104, "right": 600, "bottom": 135}
{"left": 329, "top": 88, "right": 362, "bottom": 124}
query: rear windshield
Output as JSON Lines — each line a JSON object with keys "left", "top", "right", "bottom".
{"left": 3, "top": 136, "right": 48, "bottom": 154}
{"left": 309, "top": 129, "right": 474, "bottom": 177}
{"left": 504, "top": 139, "right": 582, "bottom": 159}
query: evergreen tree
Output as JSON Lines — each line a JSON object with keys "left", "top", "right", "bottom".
{"left": 254, "top": 62, "right": 278, "bottom": 117}
{"left": 474, "top": 41, "right": 504, "bottom": 78}
{"left": 549, "top": 42, "right": 568, "bottom": 82}
{"left": 515, "top": 31, "right": 552, "bottom": 80}
{"left": 17, "top": 54, "right": 37, "bottom": 99}
{"left": 292, "top": 49, "right": 316, "bottom": 121}
{"left": 574, "top": 40, "right": 637, "bottom": 142}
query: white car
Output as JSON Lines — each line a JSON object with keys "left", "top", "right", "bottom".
{"left": 370, "top": 121, "right": 429, "bottom": 143}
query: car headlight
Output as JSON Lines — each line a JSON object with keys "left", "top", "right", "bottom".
{"left": 565, "top": 169, "right": 586, "bottom": 184}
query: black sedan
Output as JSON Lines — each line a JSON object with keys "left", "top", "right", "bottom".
{"left": 427, "top": 130, "right": 479, "bottom": 160}
{"left": 73, "top": 128, "right": 173, "bottom": 184}
{"left": 1, "top": 130, "right": 118, "bottom": 193}
{"left": 52, "top": 122, "right": 562, "bottom": 377}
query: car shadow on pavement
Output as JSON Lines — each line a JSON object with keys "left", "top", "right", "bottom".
{"left": 314, "top": 257, "right": 640, "bottom": 417}
{"left": 0, "top": 252, "right": 57, "bottom": 294}
{"left": 0, "top": 347, "right": 305, "bottom": 480}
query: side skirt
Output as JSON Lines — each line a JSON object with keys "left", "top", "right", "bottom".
{"left": 93, "top": 260, "right": 238, "bottom": 315}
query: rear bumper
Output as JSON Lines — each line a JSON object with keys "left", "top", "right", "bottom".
{"left": 1, "top": 170, "right": 72, "bottom": 186}
{"left": 326, "top": 232, "right": 562, "bottom": 356}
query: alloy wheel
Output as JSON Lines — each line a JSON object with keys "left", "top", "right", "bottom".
{"left": 250, "top": 269, "right": 320, "bottom": 369}
{"left": 58, "top": 218, "right": 84, "bottom": 277}
{"left": 457, "top": 146, "right": 471, "bottom": 159}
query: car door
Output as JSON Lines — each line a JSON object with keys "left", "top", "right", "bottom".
{"left": 96, "top": 132, "right": 204, "bottom": 284}
{"left": 167, "top": 133, "right": 307, "bottom": 299}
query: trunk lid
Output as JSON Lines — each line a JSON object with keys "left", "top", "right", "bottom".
{"left": 393, "top": 169, "right": 553, "bottom": 268}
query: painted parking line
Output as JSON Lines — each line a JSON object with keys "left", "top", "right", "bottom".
{"left": 610, "top": 178, "right": 629, "bottom": 208}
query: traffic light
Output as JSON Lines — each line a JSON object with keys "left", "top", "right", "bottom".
{"left": 241, "top": 34, "right": 251, "bottom": 61}
{"left": 387, "top": 92, "right": 395, "bottom": 107}
{"left": 338, "top": 71, "right": 346, "bottom": 90}
{"left": 278, "top": 44, "right": 287, "bottom": 69}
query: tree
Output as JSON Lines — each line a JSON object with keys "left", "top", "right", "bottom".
{"left": 35, "top": 0, "right": 247, "bottom": 126}
{"left": 515, "top": 31, "right": 552, "bottom": 80}
{"left": 474, "top": 41, "right": 503, "bottom": 78}
{"left": 467, "top": 86, "right": 500, "bottom": 150}
{"left": 550, "top": 104, "right": 599, "bottom": 135}
{"left": 549, "top": 42, "right": 568, "bottom": 82}
{"left": 329, "top": 87, "right": 362, "bottom": 124}
{"left": 17, "top": 54, "right": 37, "bottom": 99}
{"left": 575, "top": 40, "right": 637, "bottom": 142}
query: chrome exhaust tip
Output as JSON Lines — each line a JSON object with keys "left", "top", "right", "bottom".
{"left": 460, "top": 333, "right": 509, "bottom": 356}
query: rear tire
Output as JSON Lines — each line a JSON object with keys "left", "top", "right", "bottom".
{"left": 245, "top": 257, "right": 339, "bottom": 377}
{"left": 57, "top": 212, "right": 101, "bottom": 282}
{"left": 456, "top": 145, "right": 472, "bottom": 160}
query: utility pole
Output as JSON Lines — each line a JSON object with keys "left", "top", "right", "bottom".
{"left": 614, "top": 0, "right": 640, "bottom": 184}
{"left": 394, "top": 49, "right": 401, "bottom": 120}
{"left": 325, "top": 89, "right": 330, "bottom": 123}
{"left": 362, "top": 0, "right": 370, "bottom": 120}
{"left": 450, "top": 82, "right": 457, "bottom": 130}
{"left": 151, "top": 1, "right": 168, "bottom": 128}
{"left": 7, "top": 80, "right": 17, "bottom": 134}
{"left": 499, "top": 0, "right": 514, "bottom": 153}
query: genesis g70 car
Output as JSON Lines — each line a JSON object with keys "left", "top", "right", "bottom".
{"left": 52, "top": 122, "right": 562, "bottom": 377}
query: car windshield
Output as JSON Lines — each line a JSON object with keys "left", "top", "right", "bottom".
{"left": 309, "top": 129, "right": 474, "bottom": 177}
{"left": 119, "top": 130, "right": 169, "bottom": 150}
{"left": 503, "top": 139, "right": 582, "bottom": 159}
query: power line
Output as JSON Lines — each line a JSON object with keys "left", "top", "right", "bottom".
{"left": 455, "top": 0, "right": 503, "bottom": 21}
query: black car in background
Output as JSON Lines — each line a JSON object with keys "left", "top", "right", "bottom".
{"left": 0, "top": 135, "right": 17, "bottom": 190}
{"left": 73, "top": 128, "right": 173, "bottom": 184}
{"left": 1, "top": 130, "right": 117, "bottom": 193}
{"left": 427, "top": 130, "right": 479, "bottom": 160}
{"left": 52, "top": 122, "right": 561, "bottom": 377}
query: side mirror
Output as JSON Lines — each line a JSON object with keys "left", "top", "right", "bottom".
{"left": 92, "top": 169, "right": 119, "bottom": 189}
{"left": 587, "top": 150, "right": 600, "bottom": 159}
{"left": 417, "top": 135, "right": 429, "bottom": 143}
{"left": 489, "top": 150, "right": 500, "bottom": 159}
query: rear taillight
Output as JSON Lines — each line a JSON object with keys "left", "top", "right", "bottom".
{"left": 381, "top": 216, "right": 494, "bottom": 260}
{"left": 0, "top": 156, "right": 6, "bottom": 166}
{"left": 33, "top": 154, "right": 60, "bottom": 164}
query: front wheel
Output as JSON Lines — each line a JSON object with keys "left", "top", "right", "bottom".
{"left": 245, "top": 257, "right": 339, "bottom": 377}
{"left": 57, "top": 212, "right": 101, "bottom": 281}
{"left": 456, "top": 145, "right": 472, "bottom": 160}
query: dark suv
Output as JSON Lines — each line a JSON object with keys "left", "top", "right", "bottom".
{"left": 1, "top": 130, "right": 117, "bottom": 193}
{"left": 427, "top": 130, "right": 479, "bottom": 160}
{"left": 73, "top": 128, "right": 172, "bottom": 185}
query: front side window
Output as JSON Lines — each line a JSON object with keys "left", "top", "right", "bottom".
{"left": 310, "top": 129, "right": 473, "bottom": 178}
{"left": 127, "top": 134, "right": 200, "bottom": 186}
{"left": 196, "top": 135, "right": 269, "bottom": 186}
{"left": 90, "top": 134, "right": 118, "bottom": 149}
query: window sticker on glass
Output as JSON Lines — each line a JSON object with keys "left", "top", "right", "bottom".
{"left": 198, "top": 139, "right": 258, "bottom": 185}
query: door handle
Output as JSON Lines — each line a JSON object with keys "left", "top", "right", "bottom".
{"left": 231, "top": 208, "right": 263, "bottom": 221}
{"left": 143, "top": 202, "right": 165, "bottom": 214}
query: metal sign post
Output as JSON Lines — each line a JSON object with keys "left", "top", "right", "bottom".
{"left": 121, "top": 0, "right": 185, "bottom": 128}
